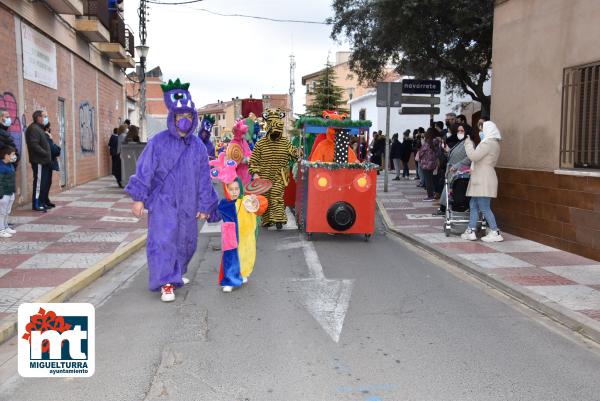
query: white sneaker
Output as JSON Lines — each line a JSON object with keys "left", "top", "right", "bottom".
{"left": 4, "top": 227, "right": 16, "bottom": 234}
{"left": 182, "top": 277, "right": 190, "bottom": 285}
{"left": 222, "top": 286, "right": 233, "bottom": 293}
{"left": 0, "top": 230, "right": 13, "bottom": 238}
{"left": 242, "top": 277, "right": 248, "bottom": 284}
{"left": 160, "top": 284, "right": 176, "bottom": 302}
{"left": 481, "top": 230, "right": 504, "bottom": 243}
{"left": 461, "top": 228, "right": 477, "bottom": 241}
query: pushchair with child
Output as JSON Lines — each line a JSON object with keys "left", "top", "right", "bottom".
{"left": 443, "top": 169, "right": 487, "bottom": 237}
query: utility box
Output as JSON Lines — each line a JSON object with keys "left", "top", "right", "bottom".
{"left": 121, "top": 142, "right": 147, "bottom": 187}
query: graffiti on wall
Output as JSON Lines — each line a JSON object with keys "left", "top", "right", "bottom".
{"left": 79, "top": 101, "right": 96, "bottom": 153}
{"left": 0, "top": 92, "right": 24, "bottom": 155}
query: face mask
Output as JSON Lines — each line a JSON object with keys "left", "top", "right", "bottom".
{"left": 446, "top": 132, "right": 452, "bottom": 138}
{"left": 3, "top": 117, "right": 11, "bottom": 127}
{"left": 9, "top": 154, "right": 17, "bottom": 163}
{"left": 479, "top": 132, "right": 485, "bottom": 140}
{"left": 421, "top": 139, "right": 425, "bottom": 145}
{"left": 124, "top": 129, "right": 129, "bottom": 135}
{"left": 43, "top": 116, "right": 49, "bottom": 126}
{"left": 457, "top": 134, "right": 465, "bottom": 140}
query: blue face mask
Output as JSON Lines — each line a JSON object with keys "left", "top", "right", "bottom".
{"left": 43, "top": 116, "right": 49, "bottom": 126}
{"left": 3, "top": 117, "right": 11, "bottom": 127}
{"left": 479, "top": 132, "right": 485, "bottom": 140}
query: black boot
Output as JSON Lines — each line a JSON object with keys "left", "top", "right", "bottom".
{"left": 276, "top": 223, "right": 283, "bottom": 230}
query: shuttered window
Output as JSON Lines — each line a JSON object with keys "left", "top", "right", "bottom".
{"left": 560, "top": 63, "right": 600, "bottom": 169}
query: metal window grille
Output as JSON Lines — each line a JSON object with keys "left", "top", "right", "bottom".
{"left": 560, "top": 62, "right": 600, "bottom": 169}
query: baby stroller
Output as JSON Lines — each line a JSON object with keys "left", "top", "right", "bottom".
{"left": 443, "top": 170, "right": 487, "bottom": 237}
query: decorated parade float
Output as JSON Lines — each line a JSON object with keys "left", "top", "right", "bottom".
{"left": 294, "top": 116, "right": 377, "bottom": 241}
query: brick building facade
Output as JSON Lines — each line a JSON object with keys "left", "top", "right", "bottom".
{"left": 0, "top": 0, "right": 134, "bottom": 205}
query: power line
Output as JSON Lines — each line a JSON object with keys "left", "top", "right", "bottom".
{"left": 148, "top": 3, "right": 329, "bottom": 24}
{"left": 147, "top": 0, "right": 204, "bottom": 4}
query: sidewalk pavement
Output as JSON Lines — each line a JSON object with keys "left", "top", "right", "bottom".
{"left": 0, "top": 176, "right": 147, "bottom": 342}
{"left": 376, "top": 174, "right": 600, "bottom": 343}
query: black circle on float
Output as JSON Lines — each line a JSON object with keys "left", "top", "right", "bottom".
{"left": 327, "top": 201, "right": 356, "bottom": 231}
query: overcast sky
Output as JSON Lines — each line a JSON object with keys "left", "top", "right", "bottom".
{"left": 124, "top": 0, "right": 348, "bottom": 114}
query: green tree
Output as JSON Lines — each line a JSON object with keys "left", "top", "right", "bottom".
{"left": 329, "top": 0, "right": 494, "bottom": 115}
{"left": 306, "top": 60, "right": 349, "bottom": 116}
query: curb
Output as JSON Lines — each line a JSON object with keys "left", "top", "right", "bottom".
{"left": 0, "top": 234, "right": 147, "bottom": 346}
{"left": 377, "top": 199, "right": 600, "bottom": 345}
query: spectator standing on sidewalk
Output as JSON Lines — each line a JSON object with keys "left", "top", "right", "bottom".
{"left": 434, "top": 123, "right": 472, "bottom": 216}
{"left": 400, "top": 129, "right": 413, "bottom": 179}
{"left": 0, "top": 146, "right": 17, "bottom": 238}
{"left": 25, "top": 110, "right": 51, "bottom": 212}
{"left": 108, "top": 128, "right": 122, "bottom": 187}
{"left": 125, "top": 124, "right": 141, "bottom": 143}
{"left": 461, "top": 121, "right": 504, "bottom": 243}
{"left": 0, "top": 109, "right": 19, "bottom": 166}
{"left": 390, "top": 133, "right": 402, "bottom": 180}
{"left": 418, "top": 128, "right": 438, "bottom": 202}
{"left": 42, "top": 123, "right": 60, "bottom": 209}
{"left": 412, "top": 129, "right": 421, "bottom": 182}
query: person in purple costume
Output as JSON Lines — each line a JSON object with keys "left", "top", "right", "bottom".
{"left": 198, "top": 115, "right": 216, "bottom": 159}
{"left": 126, "top": 79, "right": 218, "bottom": 302}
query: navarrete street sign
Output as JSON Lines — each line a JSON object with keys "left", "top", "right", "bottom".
{"left": 401, "top": 79, "right": 441, "bottom": 95}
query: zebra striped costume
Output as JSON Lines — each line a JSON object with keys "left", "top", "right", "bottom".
{"left": 249, "top": 109, "right": 296, "bottom": 226}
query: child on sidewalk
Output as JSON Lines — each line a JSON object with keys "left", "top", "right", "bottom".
{"left": 0, "top": 146, "right": 17, "bottom": 238}
{"left": 210, "top": 155, "right": 267, "bottom": 292}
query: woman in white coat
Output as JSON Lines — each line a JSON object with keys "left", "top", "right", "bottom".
{"left": 461, "top": 121, "right": 504, "bottom": 242}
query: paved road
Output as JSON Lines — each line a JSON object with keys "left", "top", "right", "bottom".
{"left": 2, "top": 219, "right": 600, "bottom": 401}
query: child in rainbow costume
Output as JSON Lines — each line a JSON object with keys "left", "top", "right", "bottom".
{"left": 210, "top": 153, "right": 268, "bottom": 292}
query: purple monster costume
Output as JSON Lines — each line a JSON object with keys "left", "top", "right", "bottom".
{"left": 125, "top": 79, "right": 218, "bottom": 291}
{"left": 199, "top": 115, "right": 216, "bottom": 159}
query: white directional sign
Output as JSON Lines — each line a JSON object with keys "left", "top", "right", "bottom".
{"left": 401, "top": 96, "right": 441, "bottom": 105}
{"left": 400, "top": 107, "right": 440, "bottom": 115}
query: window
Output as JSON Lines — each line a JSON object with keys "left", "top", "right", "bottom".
{"left": 561, "top": 62, "right": 600, "bottom": 169}
{"left": 359, "top": 108, "right": 366, "bottom": 121}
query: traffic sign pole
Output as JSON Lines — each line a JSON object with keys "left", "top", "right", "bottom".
{"left": 384, "top": 82, "right": 391, "bottom": 193}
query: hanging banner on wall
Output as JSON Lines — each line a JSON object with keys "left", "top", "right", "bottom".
{"left": 21, "top": 24, "right": 58, "bottom": 90}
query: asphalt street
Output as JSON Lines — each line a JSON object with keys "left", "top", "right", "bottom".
{"left": 2, "top": 217, "right": 600, "bottom": 401}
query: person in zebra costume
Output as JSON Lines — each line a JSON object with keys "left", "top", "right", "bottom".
{"left": 249, "top": 108, "right": 297, "bottom": 230}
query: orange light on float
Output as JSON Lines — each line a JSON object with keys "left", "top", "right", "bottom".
{"left": 353, "top": 173, "right": 372, "bottom": 192}
{"left": 314, "top": 172, "right": 332, "bottom": 191}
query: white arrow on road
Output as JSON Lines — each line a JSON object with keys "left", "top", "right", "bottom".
{"left": 281, "top": 236, "right": 355, "bottom": 343}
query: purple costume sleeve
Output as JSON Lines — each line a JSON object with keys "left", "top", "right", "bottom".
{"left": 125, "top": 140, "right": 156, "bottom": 203}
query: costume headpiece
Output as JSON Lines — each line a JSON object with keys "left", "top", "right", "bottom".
{"left": 262, "top": 108, "right": 286, "bottom": 141}
{"left": 162, "top": 78, "right": 198, "bottom": 137}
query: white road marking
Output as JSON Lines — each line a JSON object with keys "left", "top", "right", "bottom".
{"left": 287, "top": 236, "right": 354, "bottom": 343}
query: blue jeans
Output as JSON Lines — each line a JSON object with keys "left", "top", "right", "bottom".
{"left": 402, "top": 160, "right": 410, "bottom": 177}
{"left": 468, "top": 197, "right": 498, "bottom": 231}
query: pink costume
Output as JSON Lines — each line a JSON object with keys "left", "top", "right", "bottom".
{"left": 229, "top": 119, "right": 253, "bottom": 185}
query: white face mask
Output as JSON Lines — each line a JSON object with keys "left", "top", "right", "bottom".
{"left": 457, "top": 133, "right": 464, "bottom": 140}
{"left": 9, "top": 154, "right": 17, "bottom": 163}
{"left": 446, "top": 132, "right": 452, "bottom": 138}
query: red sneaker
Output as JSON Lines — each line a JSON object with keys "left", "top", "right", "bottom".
{"left": 160, "top": 284, "right": 175, "bottom": 302}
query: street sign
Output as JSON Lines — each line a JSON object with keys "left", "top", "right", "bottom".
{"left": 401, "top": 79, "right": 441, "bottom": 95}
{"left": 400, "top": 107, "right": 440, "bottom": 115}
{"left": 400, "top": 95, "right": 441, "bottom": 105}
{"left": 376, "top": 82, "right": 402, "bottom": 107}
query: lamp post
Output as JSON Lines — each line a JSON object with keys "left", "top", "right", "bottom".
{"left": 135, "top": 44, "right": 149, "bottom": 141}
{"left": 136, "top": 0, "right": 149, "bottom": 140}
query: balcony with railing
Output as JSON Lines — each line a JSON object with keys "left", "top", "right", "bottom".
{"left": 45, "top": 0, "right": 84, "bottom": 15}
{"left": 74, "top": 0, "right": 110, "bottom": 43}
